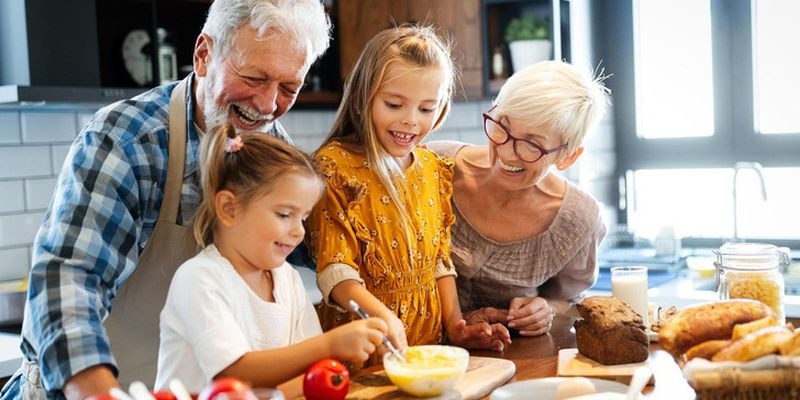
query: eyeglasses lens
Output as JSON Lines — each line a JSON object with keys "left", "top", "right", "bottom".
{"left": 515, "top": 141, "right": 542, "bottom": 162}
{"left": 484, "top": 118, "right": 506, "bottom": 144}
{"left": 484, "top": 118, "right": 543, "bottom": 162}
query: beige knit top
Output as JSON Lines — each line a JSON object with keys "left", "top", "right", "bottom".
{"left": 430, "top": 141, "right": 606, "bottom": 313}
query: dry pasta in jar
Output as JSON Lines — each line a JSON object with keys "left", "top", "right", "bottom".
{"left": 724, "top": 270, "right": 784, "bottom": 322}
{"left": 715, "top": 242, "right": 786, "bottom": 324}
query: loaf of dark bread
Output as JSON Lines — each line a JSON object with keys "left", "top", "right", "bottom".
{"left": 574, "top": 296, "right": 649, "bottom": 365}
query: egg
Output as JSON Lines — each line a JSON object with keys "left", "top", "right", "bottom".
{"left": 555, "top": 377, "right": 597, "bottom": 400}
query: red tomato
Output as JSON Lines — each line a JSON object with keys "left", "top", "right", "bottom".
{"left": 152, "top": 391, "right": 178, "bottom": 400}
{"left": 198, "top": 377, "right": 256, "bottom": 400}
{"left": 303, "top": 359, "right": 349, "bottom": 400}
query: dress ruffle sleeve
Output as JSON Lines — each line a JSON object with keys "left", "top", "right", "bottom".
{"left": 434, "top": 153, "right": 456, "bottom": 277}
{"left": 307, "top": 146, "right": 370, "bottom": 305}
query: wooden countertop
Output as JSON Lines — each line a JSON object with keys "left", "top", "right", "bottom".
{"left": 468, "top": 315, "right": 697, "bottom": 399}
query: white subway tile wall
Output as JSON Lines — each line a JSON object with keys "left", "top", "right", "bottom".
{"left": 0, "top": 247, "right": 29, "bottom": 282}
{"left": 0, "top": 112, "right": 21, "bottom": 144}
{"left": 0, "top": 107, "right": 81, "bottom": 284}
{"left": 0, "top": 212, "right": 45, "bottom": 248}
{"left": 0, "top": 146, "right": 52, "bottom": 179}
{"left": 0, "top": 181, "right": 25, "bottom": 213}
{"left": 21, "top": 112, "right": 78, "bottom": 143}
{"left": 0, "top": 101, "right": 615, "bottom": 282}
{"left": 51, "top": 145, "right": 72, "bottom": 176}
{"left": 24, "top": 178, "right": 58, "bottom": 211}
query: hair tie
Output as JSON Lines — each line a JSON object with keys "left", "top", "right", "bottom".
{"left": 225, "top": 135, "right": 243, "bottom": 153}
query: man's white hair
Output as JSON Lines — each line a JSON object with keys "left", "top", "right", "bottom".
{"left": 202, "top": 0, "right": 331, "bottom": 62}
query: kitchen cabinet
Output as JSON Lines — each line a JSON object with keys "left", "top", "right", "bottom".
{"left": 0, "top": 0, "right": 342, "bottom": 106}
{"left": 0, "top": 0, "right": 150, "bottom": 103}
{"left": 481, "top": 0, "right": 570, "bottom": 96}
{"left": 337, "top": 0, "right": 484, "bottom": 100}
{"left": 95, "top": 0, "right": 209, "bottom": 89}
{"left": 118, "top": 0, "right": 343, "bottom": 107}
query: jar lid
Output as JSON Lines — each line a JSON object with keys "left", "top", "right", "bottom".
{"left": 715, "top": 242, "right": 779, "bottom": 269}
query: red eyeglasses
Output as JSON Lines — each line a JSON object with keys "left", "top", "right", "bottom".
{"left": 482, "top": 111, "right": 567, "bottom": 163}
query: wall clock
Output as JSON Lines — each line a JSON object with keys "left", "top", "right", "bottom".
{"left": 121, "top": 29, "right": 153, "bottom": 86}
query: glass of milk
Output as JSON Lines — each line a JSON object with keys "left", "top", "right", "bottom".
{"left": 611, "top": 266, "right": 649, "bottom": 327}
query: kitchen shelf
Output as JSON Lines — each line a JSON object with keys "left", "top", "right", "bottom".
{"left": 93, "top": 0, "right": 342, "bottom": 107}
{"left": 481, "top": 0, "right": 570, "bottom": 97}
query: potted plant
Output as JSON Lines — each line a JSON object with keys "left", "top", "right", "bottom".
{"left": 504, "top": 15, "right": 552, "bottom": 73}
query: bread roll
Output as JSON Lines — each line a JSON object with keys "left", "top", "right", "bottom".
{"left": 684, "top": 339, "right": 731, "bottom": 361}
{"left": 658, "top": 299, "right": 772, "bottom": 356}
{"left": 779, "top": 331, "right": 800, "bottom": 356}
{"left": 712, "top": 326, "right": 795, "bottom": 362}
{"left": 731, "top": 316, "right": 778, "bottom": 340}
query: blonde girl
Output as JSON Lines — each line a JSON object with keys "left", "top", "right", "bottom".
{"left": 307, "top": 25, "right": 509, "bottom": 362}
{"left": 156, "top": 125, "right": 386, "bottom": 396}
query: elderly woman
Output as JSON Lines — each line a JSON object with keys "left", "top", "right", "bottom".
{"left": 427, "top": 60, "right": 610, "bottom": 339}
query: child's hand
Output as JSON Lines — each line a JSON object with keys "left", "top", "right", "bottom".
{"left": 327, "top": 318, "right": 387, "bottom": 362}
{"left": 464, "top": 306, "right": 508, "bottom": 326}
{"left": 447, "top": 319, "right": 511, "bottom": 352}
{"left": 377, "top": 310, "right": 408, "bottom": 353}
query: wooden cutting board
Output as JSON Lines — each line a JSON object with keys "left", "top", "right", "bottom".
{"left": 346, "top": 356, "right": 516, "bottom": 399}
{"left": 557, "top": 348, "right": 655, "bottom": 385}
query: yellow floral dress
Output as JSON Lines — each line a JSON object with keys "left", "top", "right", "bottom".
{"left": 307, "top": 140, "right": 456, "bottom": 351}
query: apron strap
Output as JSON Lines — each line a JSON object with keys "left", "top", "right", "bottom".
{"left": 105, "top": 77, "right": 197, "bottom": 387}
{"left": 162, "top": 79, "right": 189, "bottom": 223}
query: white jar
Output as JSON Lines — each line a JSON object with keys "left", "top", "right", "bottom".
{"left": 654, "top": 226, "right": 681, "bottom": 257}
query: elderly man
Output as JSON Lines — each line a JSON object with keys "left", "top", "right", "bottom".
{"left": 0, "top": 1, "right": 331, "bottom": 399}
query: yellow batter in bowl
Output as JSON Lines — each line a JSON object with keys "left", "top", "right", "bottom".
{"left": 383, "top": 345, "right": 469, "bottom": 397}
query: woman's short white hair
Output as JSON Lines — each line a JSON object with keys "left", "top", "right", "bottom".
{"left": 493, "top": 60, "right": 610, "bottom": 154}
{"left": 202, "top": 0, "right": 331, "bottom": 62}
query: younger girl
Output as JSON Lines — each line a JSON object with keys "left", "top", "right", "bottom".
{"left": 156, "top": 125, "right": 387, "bottom": 394}
{"left": 307, "top": 25, "right": 510, "bottom": 361}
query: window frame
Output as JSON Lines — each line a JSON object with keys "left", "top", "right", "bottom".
{"left": 596, "top": 0, "right": 800, "bottom": 244}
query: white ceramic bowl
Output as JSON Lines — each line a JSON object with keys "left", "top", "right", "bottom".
{"left": 383, "top": 345, "right": 469, "bottom": 397}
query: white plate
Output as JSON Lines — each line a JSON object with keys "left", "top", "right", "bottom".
{"left": 490, "top": 377, "right": 629, "bottom": 400}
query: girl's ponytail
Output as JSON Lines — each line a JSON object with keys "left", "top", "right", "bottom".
{"left": 193, "top": 124, "right": 237, "bottom": 247}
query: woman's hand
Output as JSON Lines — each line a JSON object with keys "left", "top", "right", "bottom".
{"left": 507, "top": 296, "right": 554, "bottom": 336}
{"left": 326, "top": 317, "right": 387, "bottom": 362}
{"left": 446, "top": 318, "right": 511, "bottom": 351}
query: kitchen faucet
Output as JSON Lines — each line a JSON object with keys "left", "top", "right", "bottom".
{"left": 732, "top": 162, "right": 768, "bottom": 242}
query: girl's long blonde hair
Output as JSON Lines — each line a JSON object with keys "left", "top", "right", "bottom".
{"left": 319, "top": 24, "right": 456, "bottom": 240}
{"left": 194, "top": 124, "right": 321, "bottom": 247}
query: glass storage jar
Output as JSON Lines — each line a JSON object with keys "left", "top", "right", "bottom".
{"left": 714, "top": 242, "right": 786, "bottom": 324}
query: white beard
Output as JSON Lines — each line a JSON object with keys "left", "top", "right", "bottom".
{"left": 201, "top": 73, "right": 273, "bottom": 135}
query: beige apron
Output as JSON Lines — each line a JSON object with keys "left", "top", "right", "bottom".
{"left": 105, "top": 78, "right": 200, "bottom": 387}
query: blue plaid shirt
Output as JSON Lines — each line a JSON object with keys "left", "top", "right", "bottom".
{"left": 0, "top": 74, "right": 290, "bottom": 399}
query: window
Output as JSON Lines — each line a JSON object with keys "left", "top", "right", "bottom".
{"left": 626, "top": 167, "right": 800, "bottom": 241}
{"left": 754, "top": 1, "right": 800, "bottom": 134}
{"left": 600, "top": 0, "right": 800, "bottom": 246}
{"left": 634, "top": 0, "right": 714, "bottom": 139}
